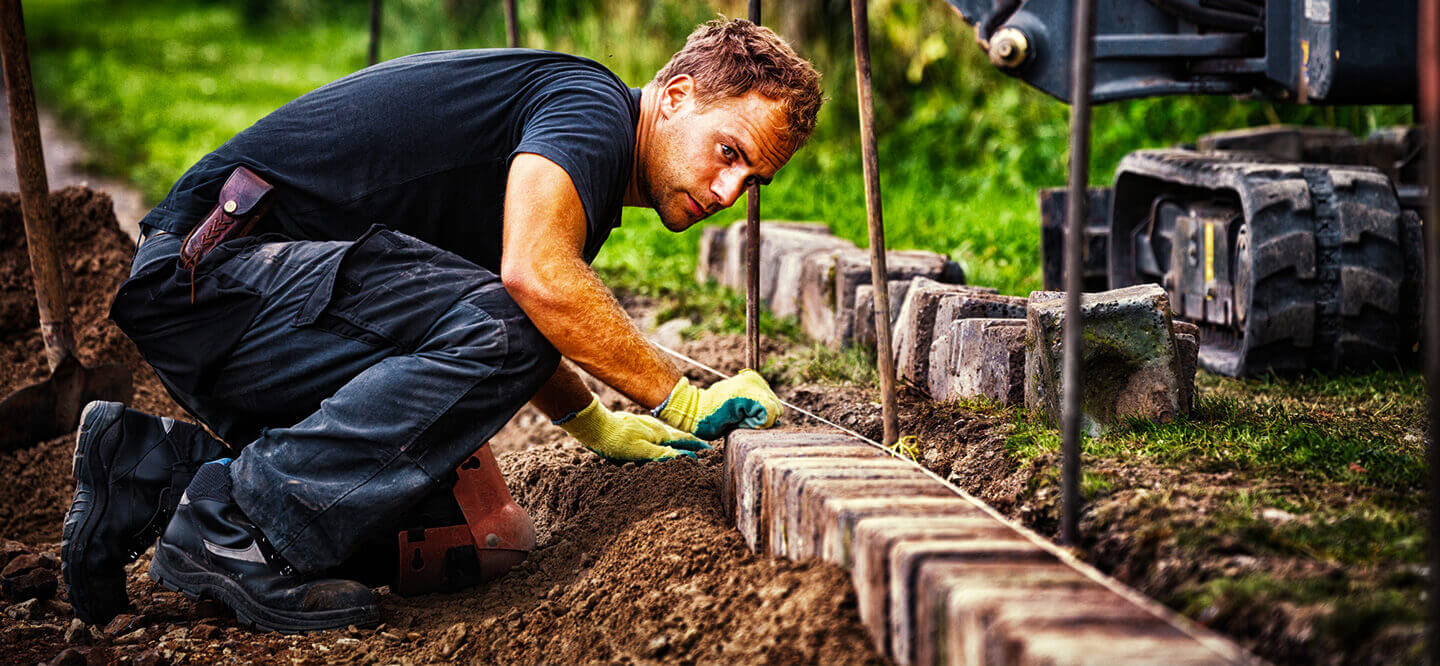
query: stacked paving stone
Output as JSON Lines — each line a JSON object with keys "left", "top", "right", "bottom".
{"left": 724, "top": 430, "right": 1252, "bottom": 665}
{"left": 697, "top": 222, "right": 1200, "bottom": 431}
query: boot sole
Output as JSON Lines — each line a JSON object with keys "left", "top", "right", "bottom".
{"left": 149, "top": 540, "right": 380, "bottom": 633}
{"left": 61, "top": 401, "right": 128, "bottom": 625}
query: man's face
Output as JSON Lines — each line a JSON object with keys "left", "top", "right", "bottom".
{"left": 643, "top": 81, "right": 793, "bottom": 232}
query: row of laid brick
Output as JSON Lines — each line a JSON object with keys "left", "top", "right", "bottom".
{"left": 723, "top": 429, "right": 1254, "bottom": 665}
{"left": 699, "top": 220, "right": 1200, "bottom": 433}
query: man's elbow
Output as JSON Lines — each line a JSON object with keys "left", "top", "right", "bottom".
{"left": 501, "top": 265, "right": 562, "bottom": 313}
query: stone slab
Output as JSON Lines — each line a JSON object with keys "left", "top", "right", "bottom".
{"left": 850, "top": 518, "right": 1026, "bottom": 657}
{"left": 954, "top": 588, "right": 1170, "bottom": 666}
{"left": 812, "top": 497, "right": 988, "bottom": 570}
{"left": 719, "top": 220, "right": 833, "bottom": 289}
{"left": 1176, "top": 332, "right": 1198, "bottom": 415}
{"left": 945, "top": 318, "right": 1027, "bottom": 404}
{"left": 997, "top": 620, "right": 1232, "bottom": 665}
{"left": 762, "top": 458, "right": 930, "bottom": 558}
{"left": 888, "top": 538, "right": 1052, "bottom": 664}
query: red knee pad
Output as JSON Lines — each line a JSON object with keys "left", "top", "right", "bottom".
{"left": 393, "top": 444, "right": 535, "bottom": 596}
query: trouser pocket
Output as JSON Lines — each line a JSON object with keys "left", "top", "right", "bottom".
{"left": 293, "top": 226, "right": 492, "bottom": 352}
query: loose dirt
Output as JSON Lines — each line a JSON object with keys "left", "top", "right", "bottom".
{"left": 0, "top": 190, "right": 884, "bottom": 665}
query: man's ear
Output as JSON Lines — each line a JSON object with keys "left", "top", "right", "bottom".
{"left": 659, "top": 74, "right": 695, "bottom": 119}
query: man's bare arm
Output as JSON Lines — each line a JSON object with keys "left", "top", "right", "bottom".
{"left": 528, "top": 361, "right": 595, "bottom": 421}
{"left": 501, "top": 153, "right": 682, "bottom": 409}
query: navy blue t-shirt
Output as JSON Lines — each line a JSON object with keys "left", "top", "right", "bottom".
{"left": 141, "top": 49, "right": 642, "bottom": 270}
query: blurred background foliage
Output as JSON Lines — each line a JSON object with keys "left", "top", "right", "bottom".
{"left": 25, "top": 0, "right": 1411, "bottom": 295}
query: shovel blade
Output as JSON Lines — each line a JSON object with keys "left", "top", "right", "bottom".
{"left": 0, "top": 359, "right": 132, "bottom": 451}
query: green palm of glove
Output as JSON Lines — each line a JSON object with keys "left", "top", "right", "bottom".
{"left": 557, "top": 395, "right": 711, "bottom": 462}
{"left": 657, "top": 369, "right": 783, "bottom": 441}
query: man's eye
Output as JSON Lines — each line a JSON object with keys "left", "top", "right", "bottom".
{"left": 721, "top": 145, "right": 737, "bottom": 160}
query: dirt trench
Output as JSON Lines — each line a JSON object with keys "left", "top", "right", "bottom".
{"left": 0, "top": 189, "right": 883, "bottom": 665}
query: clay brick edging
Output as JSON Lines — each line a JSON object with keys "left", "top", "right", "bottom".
{"left": 724, "top": 429, "right": 1258, "bottom": 665}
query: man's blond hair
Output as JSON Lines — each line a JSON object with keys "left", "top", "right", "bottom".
{"left": 653, "top": 18, "right": 823, "bottom": 152}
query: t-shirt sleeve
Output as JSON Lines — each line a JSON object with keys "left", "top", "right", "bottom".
{"left": 510, "top": 75, "right": 634, "bottom": 254}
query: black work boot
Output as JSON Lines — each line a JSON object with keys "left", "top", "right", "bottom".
{"left": 149, "top": 460, "right": 379, "bottom": 633}
{"left": 62, "top": 401, "right": 229, "bottom": 624}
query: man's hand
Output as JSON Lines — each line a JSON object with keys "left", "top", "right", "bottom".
{"left": 558, "top": 395, "right": 711, "bottom": 462}
{"left": 656, "top": 369, "right": 783, "bottom": 440}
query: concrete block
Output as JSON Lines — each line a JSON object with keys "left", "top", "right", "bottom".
{"left": 1175, "top": 333, "right": 1198, "bottom": 415}
{"left": 888, "top": 539, "right": 1053, "bottom": 664}
{"left": 911, "top": 561, "right": 1091, "bottom": 666}
{"left": 1025, "top": 284, "right": 1181, "bottom": 433}
{"left": 835, "top": 250, "right": 965, "bottom": 345}
{"left": 894, "top": 278, "right": 1027, "bottom": 393}
{"left": 794, "top": 481, "right": 961, "bottom": 564}
{"left": 697, "top": 225, "right": 727, "bottom": 284}
{"left": 944, "top": 318, "right": 1027, "bottom": 405}
{"left": 762, "top": 458, "right": 930, "bottom": 558}
{"left": 800, "top": 250, "right": 843, "bottom": 343}
{"left": 851, "top": 280, "right": 914, "bottom": 351}
{"left": 720, "top": 220, "right": 836, "bottom": 291}
{"left": 811, "top": 496, "right": 989, "bottom": 570}
{"left": 1171, "top": 319, "right": 1199, "bottom": 416}
{"left": 850, "top": 518, "right": 1026, "bottom": 657}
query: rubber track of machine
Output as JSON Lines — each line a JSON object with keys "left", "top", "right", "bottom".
{"left": 1331, "top": 169, "right": 1405, "bottom": 369}
{"left": 1240, "top": 174, "right": 1319, "bottom": 375}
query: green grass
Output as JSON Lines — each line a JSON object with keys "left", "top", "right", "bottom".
{"left": 1001, "top": 369, "right": 1425, "bottom": 490}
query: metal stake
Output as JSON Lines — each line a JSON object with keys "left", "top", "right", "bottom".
{"left": 1419, "top": 1, "right": 1439, "bottom": 662}
{"left": 744, "top": 0, "right": 762, "bottom": 371}
{"left": 504, "top": 0, "right": 520, "bottom": 48}
{"left": 852, "top": 0, "right": 899, "bottom": 447}
{"left": 368, "top": 0, "right": 381, "bottom": 66}
{"left": 1061, "top": 0, "right": 1098, "bottom": 546}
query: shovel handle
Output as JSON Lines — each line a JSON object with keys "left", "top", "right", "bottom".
{"left": 0, "top": 0, "right": 73, "bottom": 370}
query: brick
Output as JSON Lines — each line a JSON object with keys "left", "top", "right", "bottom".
{"left": 762, "top": 458, "right": 929, "bottom": 557}
{"left": 724, "top": 430, "right": 864, "bottom": 520}
{"left": 724, "top": 430, "right": 880, "bottom": 549}
{"left": 697, "top": 225, "right": 727, "bottom": 284}
{"left": 851, "top": 280, "right": 914, "bottom": 351}
{"left": 889, "top": 539, "right": 1052, "bottom": 664}
{"left": 912, "top": 560, "right": 1091, "bottom": 666}
{"left": 894, "top": 278, "right": 1026, "bottom": 392}
{"left": 835, "top": 250, "right": 965, "bottom": 345}
{"left": 1025, "top": 284, "right": 1181, "bottom": 433}
{"left": 792, "top": 479, "right": 959, "bottom": 563}
{"left": 945, "top": 318, "right": 1026, "bottom": 404}
{"left": 1000, "top": 621, "right": 1236, "bottom": 665}
{"left": 736, "top": 446, "right": 882, "bottom": 550}
{"left": 850, "top": 518, "right": 1026, "bottom": 657}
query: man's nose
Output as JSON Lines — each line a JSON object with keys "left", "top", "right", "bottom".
{"left": 711, "top": 169, "right": 747, "bottom": 210}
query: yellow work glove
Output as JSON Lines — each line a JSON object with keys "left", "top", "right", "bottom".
{"left": 556, "top": 395, "right": 710, "bottom": 462}
{"left": 655, "top": 369, "right": 783, "bottom": 441}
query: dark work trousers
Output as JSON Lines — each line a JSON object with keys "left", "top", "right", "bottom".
{"left": 111, "top": 225, "right": 559, "bottom": 574}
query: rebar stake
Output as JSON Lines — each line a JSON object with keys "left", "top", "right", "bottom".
{"left": 1061, "top": 0, "right": 1098, "bottom": 547}
{"left": 851, "top": 0, "right": 898, "bottom": 447}
{"left": 744, "top": 0, "right": 762, "bottom": 372}
{"left": 368, "top": 0, "right": 381, "bottom": 66}
{"left": 504, "top": 0, "right": 520, "bottom": 49}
